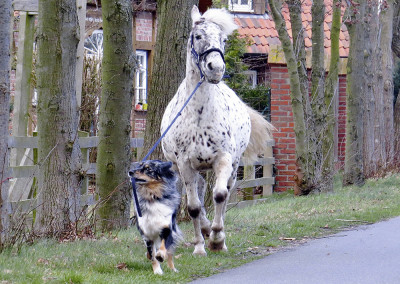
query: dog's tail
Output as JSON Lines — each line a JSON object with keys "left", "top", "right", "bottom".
{"left": 243, "top": 105, "right": 275, "bottom": 162}
{"left": 170, "top": 212, "right": 184, "bottom": 249}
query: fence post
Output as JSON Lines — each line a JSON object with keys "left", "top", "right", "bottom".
{"left": 262, "top": 145, "right": 273, "bottom": 196}
{"left": 243, "top": 164, "right": 255, "bottom": 200}
{"left": 10, "top": 11, "right": 34, "bottom": 166}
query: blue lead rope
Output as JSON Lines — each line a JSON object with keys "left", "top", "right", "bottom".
{"left": 131, "top": 78, "right": 205, "bottom": 217}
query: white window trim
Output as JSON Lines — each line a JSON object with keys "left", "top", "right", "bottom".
{"left": 244, "top": 70, "right": 257, "bottom": 88}
{"left": 229, "top": 0, "right": 253, "bottom": 13}
{"left": 135, "top": 50, "right": 148, "bottom": 108}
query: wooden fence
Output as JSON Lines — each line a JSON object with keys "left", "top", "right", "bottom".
{"left": 7, "top": 136, "right": 275, "bottom": 213}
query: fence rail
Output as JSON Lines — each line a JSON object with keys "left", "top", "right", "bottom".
{"left": 7, "top": 136, "right": 275, "bottom": 212}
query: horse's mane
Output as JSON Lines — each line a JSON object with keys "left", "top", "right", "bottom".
{"left": 201, "top": 8, "right": 237, "bottom": 35}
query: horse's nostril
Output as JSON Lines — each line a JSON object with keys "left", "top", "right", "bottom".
{"left": 207, "top": 62, "right": 213, "bottom": 71}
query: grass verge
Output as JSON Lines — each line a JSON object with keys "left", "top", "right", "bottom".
{"left": 1, "top": 174, "right": 400, "bottom": 283}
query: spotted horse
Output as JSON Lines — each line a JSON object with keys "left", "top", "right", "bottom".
{"left": 161, "top": 6, "right": 274, "bottom": 256}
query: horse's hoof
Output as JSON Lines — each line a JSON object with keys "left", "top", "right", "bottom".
{"left": 193, "top": 244, "right": 207, "bottom": 256}
{"left": 208, "top": 240, "right": 227, "bottom": 252}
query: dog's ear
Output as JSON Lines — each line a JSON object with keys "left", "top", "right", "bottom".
{"left": 160, "top": 161, "right": 173, "bottom": 172}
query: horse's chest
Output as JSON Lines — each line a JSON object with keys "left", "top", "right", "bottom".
{"left": 170, "top": 103, "right": 248, "bottom": 167}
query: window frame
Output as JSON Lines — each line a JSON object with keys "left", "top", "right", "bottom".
{"left": 228, "top": 0, "right": 254, "bottom": 13}
{"left": 135, "top": 50, "right": 148, "bottom": 109}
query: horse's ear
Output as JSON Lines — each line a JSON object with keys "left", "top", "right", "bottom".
{"left": 191, "top": 5, "right": 201, "bottom": 26}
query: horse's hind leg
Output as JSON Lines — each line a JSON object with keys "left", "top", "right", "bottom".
{"left": 178, "top": 162, "right": 207, "bottom": 256}
{"left": 209, "top": 153, "right": 233, "bottom": 251}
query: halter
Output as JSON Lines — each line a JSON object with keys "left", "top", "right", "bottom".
{"left": 190, "top": 33, "right": 225, "bottom": 80}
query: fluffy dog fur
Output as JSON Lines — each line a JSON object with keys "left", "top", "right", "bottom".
{"left": 129, "top": 160, "right": 182, "bottom": 275}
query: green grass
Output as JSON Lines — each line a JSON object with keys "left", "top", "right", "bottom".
{"left": 1, "top": 174, "right": 400, "bottom": 283}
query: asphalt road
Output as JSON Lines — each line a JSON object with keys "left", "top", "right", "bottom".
{"left": 191, "top": 216, "right": 400, "bottom": 284}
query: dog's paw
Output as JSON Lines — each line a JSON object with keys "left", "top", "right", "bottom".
{"left": 153, "top": 267, "right": 163, "bottom": 275}
{"left": 152, "top": 261, "right": 163, "bottom": 275}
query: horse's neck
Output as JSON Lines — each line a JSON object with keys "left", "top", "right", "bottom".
{"left": 183, "top": 51, "right": 212, "bottom": 104}
{"left": 185, "top": 53, "right": 202, "bottom": 88}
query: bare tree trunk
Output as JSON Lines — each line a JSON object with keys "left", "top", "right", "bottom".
{"left": 96, "top": 0, "right": 135, "bottom": 230}
{"left": 362, "top": 1, "right": 394, "bottom": 177}
{"left": 362, "top": 3, "right": 378, "bottom": 177}
{"left": 0, "top": 0, "right": 12, "bottom": 245}
{"left": 35, "top": 0, "right": 83, "bottom": 236}
{"left": 379, "top": 0, "right": 395, "bottom": 170}
{"left": 310, "top": 0, "right": 329, "bottom": 192}
{"left": 343, "top": 2, "right": 365, "bottom": 186}
{"left": 392, "top": 1, "right": 400, "bottom": 58}
{"left": 141, "top": 0, "right": 198, "bottom": 160}
{"left": 322, "top": 0, "right": 341, "bottom": 191}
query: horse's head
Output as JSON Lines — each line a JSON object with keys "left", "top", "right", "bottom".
{"left": 190, "top": 6, "right": 237, "bottom": 84}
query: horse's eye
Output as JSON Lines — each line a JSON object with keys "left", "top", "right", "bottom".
{"left": 195, "top": 35, "right": 202, "bottom": 40}
{"left": 223, "top": 38, "right": 227, "bottom": 43}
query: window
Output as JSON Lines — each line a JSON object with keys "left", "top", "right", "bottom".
{"left": 244, "top": 70, "right": 257, "bottom": 88}
{"left": 229, "top": 0, "right": 253, "bottom": 12}
{"left": 135, "top": 50, "right": 148, "bottom": 110}
{"left": 84, "top": 30, "right": 103, "bottom": 59}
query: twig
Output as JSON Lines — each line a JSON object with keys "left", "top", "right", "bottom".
{"left": 335, "top": 218, "right": 371, "bottom": 223}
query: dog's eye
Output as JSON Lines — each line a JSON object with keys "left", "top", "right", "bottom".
{"left": 195, "top": 35, "right": 202, "bottom": 40}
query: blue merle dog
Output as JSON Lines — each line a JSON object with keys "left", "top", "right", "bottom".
{"left": 129, "top": 160, "right": 182, "bottom": 275}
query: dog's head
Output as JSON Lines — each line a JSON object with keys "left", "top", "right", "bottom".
{"left": 128, "top": 160, "right": 176, "bottom": 200}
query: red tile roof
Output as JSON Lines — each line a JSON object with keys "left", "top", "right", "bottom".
{"left": 234, "top": 0, "right": 349, "bottom": 58}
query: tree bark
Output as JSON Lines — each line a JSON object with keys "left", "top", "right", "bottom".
{"left": 392, "top": 1, "right": 400, "bottom": 58}
{"left": 0, "top": 0, "right": 12, "bottom": 245}
{"left": 361, "top": 1, "right": 394, "bottom": 177}
{"left": 343, "top": 2, "right": 365, "bottom": 186}
{"left": 378, "top": 0, "right": 394, "bottom": 171}
{"left": 141, "top": 0, "right": 198, "bottom": 160}
{"left": 35, "top": 0, "right": 83, "bottom": 236}
{"left": 96, "top": 0, "right": 135, "bottom": 230}
{"left": 322, "top": 0, "right": 341, "bottom": 191}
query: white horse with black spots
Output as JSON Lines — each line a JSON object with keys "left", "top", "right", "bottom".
{"left": 161, "top": 6, "right": 274, "bottom": 256}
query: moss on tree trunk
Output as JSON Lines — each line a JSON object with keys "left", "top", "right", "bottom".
{"left": 35, "top": 0, "right": 83, "bottom": 236}
{"left": 96, "top": 0, "right": 135, "bottom": 230}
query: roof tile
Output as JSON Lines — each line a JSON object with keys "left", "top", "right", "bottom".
{"left": 235, "top": 0, "right": 349, "bottom": 57}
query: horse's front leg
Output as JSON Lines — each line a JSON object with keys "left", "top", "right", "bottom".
{"left": 178, "top": 162, "right": 207, "bottom": 256}
{"left": 209, "top": 153, "right": 233, "bottom": 251}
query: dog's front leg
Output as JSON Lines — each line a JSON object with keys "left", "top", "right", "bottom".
{"left": 156, "top": 227, "right": 171, "bottom": 262}
{"left": 147, "top": 240, "right": 163, "bottom": 275}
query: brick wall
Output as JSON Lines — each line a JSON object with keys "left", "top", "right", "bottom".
{"left": 270, "top": 64, "right": 296, "bottom": 192}
{"left": 132, "top": 110, "right": 147, "bottom": 138}
{"left": 269, "top": 64, "right": 347, "bottom": 192}
{"left": 136, "top": 12, "right": 153, "bottom": 42}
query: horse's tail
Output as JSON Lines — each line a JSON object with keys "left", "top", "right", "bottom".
{"left": 243, "top": 105, "right": 275, "bottom": 162}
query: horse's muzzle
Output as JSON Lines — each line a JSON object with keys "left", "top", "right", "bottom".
{"left": 202, "top": 52, "right": 225, "bottom": 84}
